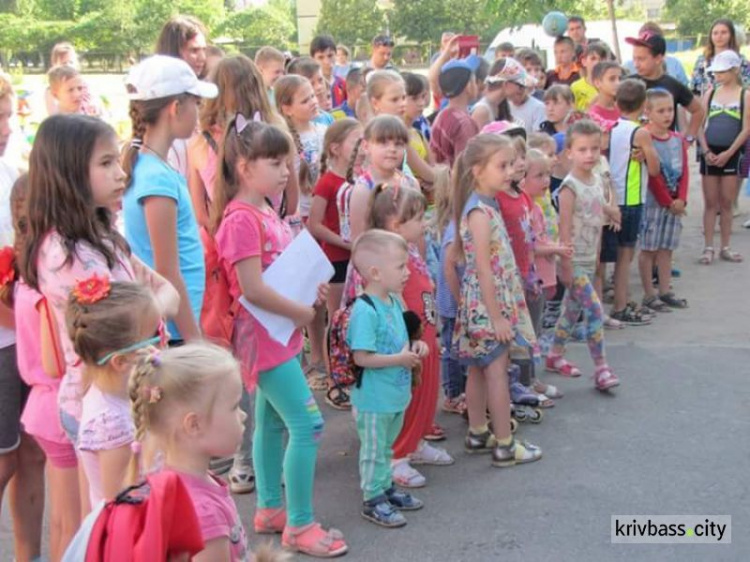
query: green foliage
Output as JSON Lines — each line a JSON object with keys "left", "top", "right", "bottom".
{"left": 0, "top": 0, "right": 291, "bottom": 63}
{"left": 665, "top": 0, "right": 749, "bottom": 38}
{"left": 217, "top": 4, "right": 295, "bottom": 49}
{"left": 390, "top": 0, "right": 496, "bottom": 44}
{"left": 315, "top": 0, "right": 386, "bottom": 45}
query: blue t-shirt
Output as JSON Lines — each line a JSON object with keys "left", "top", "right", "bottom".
{"left": 436, "top": 221, "right": 465, "bottom": 319}
{"left": 347, "top": 294, "right": 411, "bottom": 413}
{"left": 123, "top": 153, "right": 205, "bottom": 340}
{"left": 313, "top": 111, "right": 335, "bottom": 127}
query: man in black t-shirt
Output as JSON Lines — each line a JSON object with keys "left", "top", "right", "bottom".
{"left": 626, "top": 31, "right": 704, "bottom": 142}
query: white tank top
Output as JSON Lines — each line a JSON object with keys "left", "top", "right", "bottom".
{"left": 608, "top": 118, "right": 647, "bottom": 207}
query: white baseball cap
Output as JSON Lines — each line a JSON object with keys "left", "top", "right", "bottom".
{"left": 707, "top": 50, "right": 742, "bottom": 73}
{"left": 126, "top": 55, "right": 218, "bottom": 101}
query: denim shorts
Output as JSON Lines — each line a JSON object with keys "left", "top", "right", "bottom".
{"left": 617, "top": 205, "right": 643, "bottom": 248}
{"left": 59, "top": 410, "right": 80, "bottom": 446}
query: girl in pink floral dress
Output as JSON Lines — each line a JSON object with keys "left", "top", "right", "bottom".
{"left": 452, "top": 134, "right": 542, "bottom": 468}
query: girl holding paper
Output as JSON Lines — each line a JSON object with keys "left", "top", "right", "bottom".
{"left": 212, "top": 115, "right": 348, "bottom": 558}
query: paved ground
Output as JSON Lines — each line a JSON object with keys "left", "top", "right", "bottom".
{"left": 3, "top": 159, "right": 749, "bottom": 561}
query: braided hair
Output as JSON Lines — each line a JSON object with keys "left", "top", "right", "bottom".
{"left": 274, "top": 75, "right": 314, "bottom": 195}
{"left": 126, "top": 342, "right": 240, "bottom": 485}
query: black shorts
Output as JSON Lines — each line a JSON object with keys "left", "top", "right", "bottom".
{"left": 0, "top": 345, "right": 30, "bottom": 453}
{"left": 331, "top": 260, "right": 349, "bottom": 284}
{"left": 617, "top": 205, "right": 643, "bottom": 248}
{"left": 700, "top": 146, "right": 742, "bottom": 176}
{"left": 599, "top": 225, "right": 619, "bottom": 263}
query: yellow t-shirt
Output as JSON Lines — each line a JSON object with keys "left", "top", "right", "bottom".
{"left": 571, "top": 78, "right": 598, "bottom": 112}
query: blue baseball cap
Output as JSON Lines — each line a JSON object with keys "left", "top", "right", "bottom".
{"left": 439, "top": 55, "right": 482, "bottom": 98}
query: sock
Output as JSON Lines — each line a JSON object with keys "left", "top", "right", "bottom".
{"left": 469, "top": 424, "right": 489, "bottom": 435}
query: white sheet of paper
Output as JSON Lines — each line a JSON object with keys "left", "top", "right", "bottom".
{"left": 240, "top": 229, "right": 334, "bottom": 346}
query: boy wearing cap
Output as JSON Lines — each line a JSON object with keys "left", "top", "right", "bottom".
{"left": 627, "top": 31, "right": 704, "bottom": 141}
{"left": 429, "top": 56, "right": 480, "bottom": 167}
{"left": 503, "top": 66, "right": 545, "bottom": 135}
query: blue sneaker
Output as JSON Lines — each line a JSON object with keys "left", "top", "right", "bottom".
{"left": 385, "top": 487, "right": 424, "bottom": 511}
{"left": 361, "top": 497, "right": 407, "bottom": 528}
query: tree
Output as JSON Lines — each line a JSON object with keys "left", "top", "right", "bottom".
{"left": 665, "top": 0, "right": 749, "bottom": 38}
{"left": 217, "top": 4, "right": 295, "bottom": 49}
{"left": 390, "top": 0, "right": 496, "bottom": 44}
{"left": 315, "top": 0, "right": 386, "bottom": 46}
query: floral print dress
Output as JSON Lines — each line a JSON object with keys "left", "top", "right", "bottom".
{"left": 453, "top": 193, "right": 538, "bottom": 366}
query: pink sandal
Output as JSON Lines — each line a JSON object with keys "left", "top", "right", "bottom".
{"left": 545, "top": 355, "right": 582, "bottom": 378}
{"left": 282, "top": 522, "right": 348, "bottom": 558}
{"left": 253, "top": 507, "right": 287, "bottom": 534}
{"left": 594, "top": 365, "right": 620, "bottom": 391}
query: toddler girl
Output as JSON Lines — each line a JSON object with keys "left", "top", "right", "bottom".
{"left": 66, "top": 279, "right": 168, "bottom": 505}
{"left": 452, "top": 133, "right": 542, "bottom": 467}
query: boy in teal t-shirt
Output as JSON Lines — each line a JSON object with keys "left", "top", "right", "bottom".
{"left": 347, "top": 230, "right": 428, "bottom": 529}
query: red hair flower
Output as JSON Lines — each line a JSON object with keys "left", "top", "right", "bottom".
{"left": 73, "top": 274, "right": 111, "bottom": 304}
{"left": 0, "top": 247, "right": 16, "bottom": 287}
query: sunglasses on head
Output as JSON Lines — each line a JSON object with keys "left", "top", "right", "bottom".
{"left": 96, "top": 319, "right": 169, "bottom": 366}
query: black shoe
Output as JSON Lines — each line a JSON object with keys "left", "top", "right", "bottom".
{"left": 464, "top": 430, "right": 495, "bottom": 454}
{"left": 385, "top": 487, "right": 424, "bottom": 511}
{"left": 361, "top": 497, "right": 407, "bottom": 528}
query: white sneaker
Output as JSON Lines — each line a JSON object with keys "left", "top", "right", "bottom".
{"left": 228, "top": 463, "right": 255, "bottom": 494}
{"left": 391, "top": 459, "right": 426, "bottom": 488}
{"left": 409, "top": 441, "right": 455, "bottom": 466}
{"left": 743, "top": 218, "right": 750, "bottom": 229}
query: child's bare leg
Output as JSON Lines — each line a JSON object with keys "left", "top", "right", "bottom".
{"left": 638, "top": 250, "right": 657, "bottom": 298}
{"left": 594, "top": 261, "right": 606, "bottom": 302}
{"left": 465, "top": 365, "right": 488, "bottom": 430}
{"left": 656, "top": 250, "right": 673, "bottom": 296}
{"left": 8, "top": 434, "right": 45, "bottom": 561}
{"left": 613, "top": 246, "right": 634, "bottom": 312}
{"left": 484, "top": 352, "right": 512, "bottom": 441}
{"left": 326, "top": 283, "right": 344, "bottom": 321}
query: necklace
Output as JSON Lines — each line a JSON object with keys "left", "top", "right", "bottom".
{"left": 141, "top": 143, "right": 177, "bottom": 172}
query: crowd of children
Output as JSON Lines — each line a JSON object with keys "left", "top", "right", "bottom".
{"left": 0, "top": 12, "right": 748, "bottom": 562}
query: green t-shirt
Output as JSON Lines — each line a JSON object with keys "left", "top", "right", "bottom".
{"left": 347, "top": 294, "right": 411, "bottom": 413}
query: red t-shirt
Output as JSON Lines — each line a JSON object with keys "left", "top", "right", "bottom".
{"left": 312, "top": 170, "right": 351, "bottom": 263}
{"left": 429, "top": 106, "right": 479, "bottom": 168}
{"left": 496, "top": 190, "right": 534, "bottom": 285}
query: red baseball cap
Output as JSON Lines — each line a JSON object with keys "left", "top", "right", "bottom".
{"left": 625, "top": 31, "right": 666, "bottom": 57}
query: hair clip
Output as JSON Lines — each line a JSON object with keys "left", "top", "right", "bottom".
{"left": 72, "top": 274, "right": 111, "bottom": 304}
{"left": 141, "top": 384, "right": 162, "bottom": 404}
{"left": 235, "top": 113, "right": 250, "bottom": 136}
{"left": 0, "top": 246, "right": 16, "bottom": 288}
{"left": 149, "top": 350, "right": 162, "bottom": 368}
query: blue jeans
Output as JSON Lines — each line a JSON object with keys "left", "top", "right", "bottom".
{"left": 440, "top": 316, "right": 466, "bottom": 399}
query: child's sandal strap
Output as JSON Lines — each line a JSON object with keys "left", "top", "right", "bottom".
{"left": 283, "top": 522, "right": 348, "bottom": 558}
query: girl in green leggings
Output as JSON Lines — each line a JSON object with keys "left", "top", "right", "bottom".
{"left": 213, "top": 116, "right": 347, "bottom": 558}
